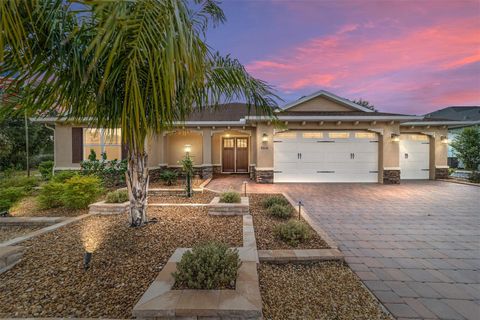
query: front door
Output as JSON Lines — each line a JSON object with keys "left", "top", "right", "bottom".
{"left": 222, "top": 137, "right": 249, "bottom": 173}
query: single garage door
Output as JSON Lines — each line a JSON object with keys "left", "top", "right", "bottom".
{"left": 273, "top": 131, "right": 379, "bottom": 183}
{"left": 400, "top": 134, "right": 430, "bottom": 179}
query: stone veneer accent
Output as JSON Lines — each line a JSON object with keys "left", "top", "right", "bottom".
{"left": 435, "top": 167, "right": 449, "bottom": 180}
{"left": 383, "top": 169, "right": 400, "bottom": 184}
{"left": 208, "top": 197, "right": 249, "bottom": 216}
{"left": 254, "top": 169, "right": 274, "bottom": 184}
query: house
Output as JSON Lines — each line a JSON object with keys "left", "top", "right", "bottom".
{"left": 424, "top": 106, "right": 480, "bottom": 168}
{"left": 35, "top": 90, "right": 474, "bottom": 184}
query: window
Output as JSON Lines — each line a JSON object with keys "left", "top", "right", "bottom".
{"left": 223, "top": 138, "right": 234, "bottom": 148}
{"left": 302, "top": 132, "right": 323, "bottom": 139}
{"left": 402, "top": 134, "right": 428, "bottom": 141}
{"left": 355, "top": 132, "right": 376, "bottom": 139}
{"left": 84, "top": 128, "right": 122, "bottom": 160}
{"left": 275, "top": 131, "right": 297, "bottom": 139}
{"left": 329, "top": 132, "right": 350, "bottom": 139}
{"left": 236, "top": 138, "right": 248, "bottom": 148}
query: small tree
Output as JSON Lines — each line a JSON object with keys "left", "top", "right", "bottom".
{"left": 180, "top": 154, "right": 195, "bottom": 198}
{"left": 353, "top": 98, "right": 376, "bottom": 111}
{"left": 450, "top": 127, "right": 480, "bottom": 171}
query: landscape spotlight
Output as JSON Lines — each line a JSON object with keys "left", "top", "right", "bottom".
{"left": 83, "top": 251, "right": 92, "bottom": 270}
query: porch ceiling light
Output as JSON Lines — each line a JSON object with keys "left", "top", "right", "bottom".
{"left": 391, "top": 133, "right": 400, "bottom": 142}
{"left": 184, "top": 144, "right": 192, "bottom": 154}
{"left": 262, "top": 133, "right": 268, "bottom": 143}
{"left": 440, "top": 135, "right": 449, "bottom": 144}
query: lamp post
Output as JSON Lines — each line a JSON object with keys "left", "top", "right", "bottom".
{"left": 184, "top": 144, "right": 193, "bottom": 197}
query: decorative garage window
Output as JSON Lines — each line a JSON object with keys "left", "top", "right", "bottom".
{"left": 236, "top": 138, "right": 248, "bottom": 148}
{"left": 355, "top": 132, "right": 376, "bottom": 139}
{"left": 329, "top": 132, "right": 350, "bottom": 139}
{"left": 402, "top": 134, "right": 428, "bottom": 141}
{"left": 302, "top": 132, "right": 323, "bottom": 139}
{"left": 223, "top": 138, "right": 234, "bottom": 148}
{"left": 275, "top": 131, "right": 297, "bottom": 139}
{"left": 83, "top": 128, "right": 122, "bottom": 160}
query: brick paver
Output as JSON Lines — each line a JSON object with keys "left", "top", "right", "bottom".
{"left": 206, "top": 177, "right": 480, "bottom": 319}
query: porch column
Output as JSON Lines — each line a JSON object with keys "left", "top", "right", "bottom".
{"left": 201, "top": 128, "right": 213, "bottom": 178}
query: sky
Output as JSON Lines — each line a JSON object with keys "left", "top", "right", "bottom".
{"left": 206, "top": 0, "right": 480, "bottom": 115}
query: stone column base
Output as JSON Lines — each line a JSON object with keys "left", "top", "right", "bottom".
{"left": 213, "top": 165, "right": 222, "bottom": 174}
{"left": 435, "top": 167, "right": 449, "bottom": 180}
{"left": 383, "top": 169, "right": 400, "bottom": 184}
{"left": 255, "top": 169, "right": 274, "bottom": 184}
{"left": 199, "top": 166, "right": 213, "bottom": 179}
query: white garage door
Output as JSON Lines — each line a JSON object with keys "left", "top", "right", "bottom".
{"left": 400, "top": 134, "right": 430, "bottom": 179}
{"left": 274, "top": 131, "right": 379, "bottom": 183}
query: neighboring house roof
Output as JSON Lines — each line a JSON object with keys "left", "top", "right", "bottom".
{"left": 424, "top": 106, "right": 480, "bottom": 121}
{"left": 281, "top": 89, "right": 375, "bottom": 113}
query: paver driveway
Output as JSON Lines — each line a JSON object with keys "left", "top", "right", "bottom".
{"left": 208, "top": 178, "right": 480, "bottom": 319}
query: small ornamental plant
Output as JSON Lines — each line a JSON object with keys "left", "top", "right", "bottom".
{"left": 159, "top": 169, "right": 178, "bottom": 186}
{"left": 261, "top": 195, "right": 289, "bottom": 209}
{"left": 219, "top": 191, "right": 241, "bottom": 203}
{"left": 267, "top": 203, "right": 293, "bottom": 219}
{"left": 275, "top": 220, "right": 311, "bottom": 246}
{"left": 173, "top": 242, "right": 241, "bottom": 290}
{"left": 105, "top": 189, "right": 129, "bottom": 203}
{"left": 61, "top": 175, "right": 103, "bottom": 209}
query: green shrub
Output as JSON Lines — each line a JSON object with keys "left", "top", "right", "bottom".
{"left": 173, "top": 242, "right": 241, "bottom": 290}
{"left": 0, "top": 175, "right": 38, "bottom": 192}
{"left": 37, "top": 181, "right": 65, "bottom": 209}
{"left": 469, "top": 171, "right": 480, "bottom": 183}
{"left": 267, "top": 203, "right": 293, "bottom": 219}
{"left": 262, "top": 195, "right": 289, "bottom": 209}
{"left": 275, "top": 220, "right": 311, "bottom": 246}
{"left": 0, "top": 187, "right": 26, "bottom": 211}
{"left": 219, "top": 191, "right": 241, "bottom": 203}
{"left": 80, "top": 150, "right": 127, "bottom": 187}
{"left": 159, "top": 170, "right": 178, "bottom": 186}
{"left": 105, "top": 189, "right": 129, "bottom": 203}
{"left": 38, "top": 160, "right": 54, "bottom": 180}
{"left": 51, "top": 171, "right": 77, "bottom": 183}
{"left": 61, "top": 175, "right": 103, "bottom": 209}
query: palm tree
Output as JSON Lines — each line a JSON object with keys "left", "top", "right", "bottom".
{"left": 0, "top": 0, "right": 278, "bottom": 226}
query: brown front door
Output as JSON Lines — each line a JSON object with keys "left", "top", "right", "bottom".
{"left": 222, "top": 137, "right": 249, "bottom": 173}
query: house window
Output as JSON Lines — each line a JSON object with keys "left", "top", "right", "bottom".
{"left": 223, "top": 138, "right": 234, "bottom": 148}
{"left": 236, "top": 138, "right": 248, "bottom": 148}
{"left": 275, "top": 131, "right": 297, "bottom": 139}
{"left": 329, "top": 132, "right": 350, "bottom": 139}
{"left": 83, "top": 128, "right": 122, "bottom": 160}
{"left": 302, "top": 132, "right": 323, "bottom": 139}
{"left": 355, "top": 132, "right": 376, "bottom": 139}
{"left": 402, "top": 134, "right": 428, "bottom": 141}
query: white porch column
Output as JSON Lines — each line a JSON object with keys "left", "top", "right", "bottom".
{"left": 202, "top": 128, "right": 212, "bottom": 166}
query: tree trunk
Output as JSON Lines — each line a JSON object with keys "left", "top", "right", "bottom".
{"left": 125, "top": 151, "right": 150, "bottom": 227}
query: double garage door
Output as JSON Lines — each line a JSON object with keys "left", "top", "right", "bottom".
{"left": 274, "top": 131, "right": 379, "bottom": 183}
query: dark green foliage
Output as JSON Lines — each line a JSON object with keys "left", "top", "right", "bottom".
{"left": 51, "top": 171, "right": 77, "bottom": 183}
{"left": 38, "top": 160, "right": 54, "bottom": 180}
{"left": 0, "top": 175, "right": 38, "bottom": 192}
{"left": 450, "top": 127, "right": 480, "bottom": 171}
{"left": 469, "top": 171, "right": 480, "bottom": 183}
{"left": 37, "top": 181, "right": 65, "bottom": 209}
{"left": 0, "top": 173, "right": 39, "bottom": 211}
{"left": 219, "top": 191, "right": 241, "bottom": 203}
{"left": 262, "top": 195, "right": 290, "bottom": 209}
{"left": 61, "top": 175, "right": 103, "bottom": 209}
{"left": 275, "top": 220, "right": 311, "bottom": 246}
{"left": 0, "top": 187, "right": 25, "bottom": 211}
{"left": 159, "top": 169, "right": 178, "bottom": 186}
{"left": 80, "top": 150, "right": 127, "bottom": 187}
{"left": 180, "top": 154, "right": 194, "bottom": 197}
{"left": 173, "top": 242, "right": 241, "bottom": 290}
{"left": 105, "top": 189, "right": 129, "bottom": 203}
{"left": 267, "top": 203, "right": 293, "bottom": 219}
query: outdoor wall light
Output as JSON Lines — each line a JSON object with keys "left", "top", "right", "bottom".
{"left": 391, "top": 133, "right": 400, "bottom": 142}
{"left": 83, "top": 251, "right": 92, "bottom": 270}
{"left": 440, "top": 136, "right": 449, "bottom": 144}
{"left": 262, "top": 133, "right": 268, "bottom": 143}
{"left": 184, "top": 144, "right": 192, "bottom": 154}
{"left": 225, "top": 133, "right": 231, "bottom": 138}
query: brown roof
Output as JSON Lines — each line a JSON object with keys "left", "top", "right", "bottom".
{"left": 277, "top": 111, "right": 415, "bottom": 117}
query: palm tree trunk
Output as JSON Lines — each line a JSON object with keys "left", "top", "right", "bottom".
{"left": 125, "top": 151, "right": 149, "bottom": 227}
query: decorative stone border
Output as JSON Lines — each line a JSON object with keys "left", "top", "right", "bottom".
{"left": 208, "top": 197, "right": 249, "bottom": 216}
{"left": 258, "top": 249, "right": 343, "bottom": 263}
{"left": 89, "top": 201, "right": 129, "bottom": 215}
{"left": 438, "top": 178, "right": 480, "bottom": 187}
{"left": 133, "top": 215, "right": 262, "bottom": 319}
{"left": 0, "top": 245, "right": 24, "bottom": 274}
{"left": 0, "top": 216, "right": 66, "bottom": 226}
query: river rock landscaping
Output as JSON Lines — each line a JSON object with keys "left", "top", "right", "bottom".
{"left": 148, "top": 190, "right": 216, "bottom": 204}
{"left": 258, "top": 262, "right": 392, "bottom": 320}
{"left": 0, "top": 226, "right": 42, "bottom": 243}
{"left": 0, "top": 206, "right": 242, "bottom": 318}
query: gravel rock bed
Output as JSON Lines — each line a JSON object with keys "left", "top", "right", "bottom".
{"left": 0, "top": 226, "right": 42, "bottom": 242}
{"left": 148, "top": 190, "right": 217, "bottom": 204}
{"left": 10, "top": 196, "right": 88, "bottom": 217}
{"left": 250, "top": 194, "right": 329, "bottom": 250}
{"left": 0, "top": 206, "right": 242, "bottom": 318}
{"left": 258, "top": 262, "right": 392, "bottom": 320}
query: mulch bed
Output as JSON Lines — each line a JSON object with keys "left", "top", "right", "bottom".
{"left": 148, "top": 190, "right": 217, "bottom": 204}
{"left": 250, "top": 194, "right": 329, "bottom": 250}
{"left": 10, "top": 196, "right": 88, "bottom": 217}
{"left": 0, "top": 206, "right": 242, "bottom": 318}
{"left": 0, "top": 226, "right": 42, "bottom": 243}
{"left": 258, "top": 262, "right": 392, "bottom": 320}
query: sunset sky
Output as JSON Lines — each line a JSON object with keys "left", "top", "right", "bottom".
{"left": 206, "top": 0, "right": 480, "bottom": 114}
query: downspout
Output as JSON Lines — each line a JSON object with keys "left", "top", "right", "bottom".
{"left": 44, "top": 124, "right": 55, "bottom": 176}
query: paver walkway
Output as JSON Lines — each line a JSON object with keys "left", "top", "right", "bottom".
{"left": 207, "top": 177, "right": 480, "bottom": 320}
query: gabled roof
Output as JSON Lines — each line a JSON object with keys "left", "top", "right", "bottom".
{"left": 424, "top": 106, "right": 480, "bottom": 121}
{"left": 282, "top": 90, "right": 375, "bottom": 113}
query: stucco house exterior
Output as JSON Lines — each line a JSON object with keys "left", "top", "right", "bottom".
{"left": 37, "top": 90, "right": 473, "bottom": 184}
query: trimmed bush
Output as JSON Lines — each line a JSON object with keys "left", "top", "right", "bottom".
{"left": 262, "top": 195, "right": 289, "bottom": 209}
{"left": 0, "top": 176, "right": 38, "bottom": 192}
{"left": 469, "top": 171, "right": 480, "bottom": 183}
{"left": 219, "top": 191, "right": 241, "bottom": 203}
{"left": 275, "top": 220, "right": 311, "bottom": 246}
{"left": 0, "top": 187, "right": 26, "bottom": 211}
{"left": 38, "top": 160, "right": 54, "bottom": 180}
{"left": 105, "top": 189, "right": 129, "bottom": 203}
{"left": 267, "top": 203, "right": 293, "bottom": 219}
{"left": 37, "top": 182, "right": 65, "bottom": 209}
{"left": 61, "top": 175, "right": 103, "bottom": 209}
{"left": 173, "top": 242, "right": 241, "bottom": 290}
{"left": 159, "top": 170, "right": 178, "bottom": 186}
{"left": 51, "top": 171, "right": 77, "bottom": 183}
